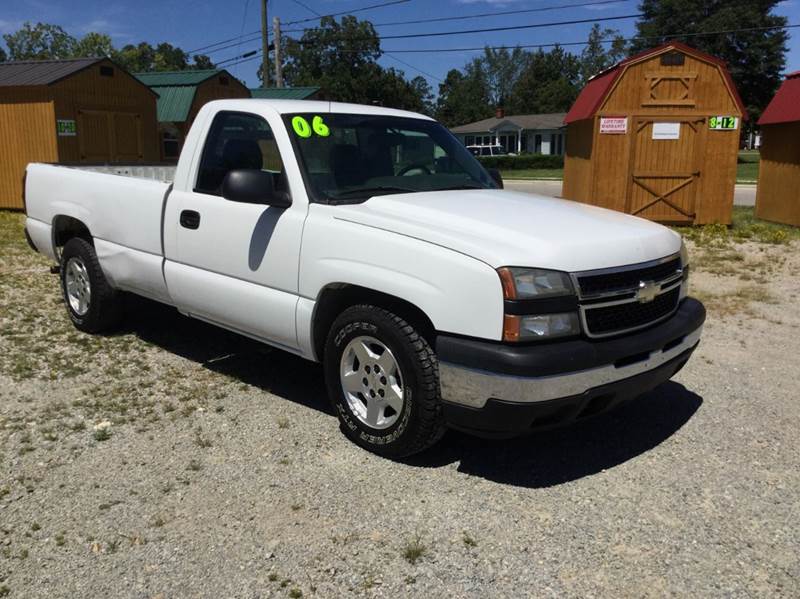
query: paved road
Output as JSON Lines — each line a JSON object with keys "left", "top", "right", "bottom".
{"left": 505, "top": 179, "right": 757, "bottom": 207}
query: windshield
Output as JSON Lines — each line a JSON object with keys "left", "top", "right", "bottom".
{"left": 284, "top": 113, "right": 498, "bottom": 203}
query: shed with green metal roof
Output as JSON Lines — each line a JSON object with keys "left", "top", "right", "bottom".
{"left": 135, "top": 69, "right": 250, "bottom": 160}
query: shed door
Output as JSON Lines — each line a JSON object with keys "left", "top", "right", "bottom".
{"left": 113, "top": 113, "right": 143, "bottom": 161}
{"left": 78, "top": 110, "right": 112, "bottom": 162}
{"left": 78, "top": 110, "right": 143, "bottom": 162}
{"left": 626, "top": 117, "right": 705, "bottom": 223}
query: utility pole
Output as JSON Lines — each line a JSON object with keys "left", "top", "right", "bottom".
{"left": 261, "top": 0, "right": 269, "bottom": 88}
{"left": 273, "top": 16, "right": 283, "bottom": 88}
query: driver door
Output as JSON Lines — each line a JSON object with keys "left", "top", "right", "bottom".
{"left": 164, "top": 110, "right": 306, "bottom": 351}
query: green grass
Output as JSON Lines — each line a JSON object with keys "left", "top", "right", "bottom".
{"left": 737, "top": 150, "right": 760, "bottom": 183}
{"left": 674, "top": 207, "right": 800, "bottom": 245}
{"left": 501, "top": 151, "right": 761, "bottom": 183}
{"left": 500, "top": 168, "right": 563, "bottom": 180}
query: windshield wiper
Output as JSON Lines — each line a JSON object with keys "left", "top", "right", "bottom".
{"left": 331, "top": 185, "right": 418, "bottom": 199}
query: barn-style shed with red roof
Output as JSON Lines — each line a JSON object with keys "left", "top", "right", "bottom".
{"left": 755, "top": 71, "right": 800, "bottom": 227}
{"left": 562, "top": 42, "right": 746, "bottom": 225}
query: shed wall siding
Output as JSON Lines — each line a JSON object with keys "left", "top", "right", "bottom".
{"left": 0, "top": 101, "right": 58, "bottom": 209}
{"left": 755, "top": 123, "right": 800, "bottom": 226}
{"left": 563, "top": 50, "right": 741, "bottom": 225}
{"left": 562, "top": 119, "right": 594, "bottom": 203}
{"left": 599, "top": 54, "right": 739, "bottom": 117}
{"left": 188, "top": 76, "right": 250, "bottom": 129}
{"left": 51, "top": 60, "right": 158, "bottom": 162}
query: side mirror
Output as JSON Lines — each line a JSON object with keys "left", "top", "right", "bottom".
{"left": 487, "top": 168, "right": 504, "bottom": 189}
{"left": 221, "top": 169, "right": 292, "bottom": 208}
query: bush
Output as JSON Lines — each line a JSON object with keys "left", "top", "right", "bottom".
{"left": 477, "top": 154, "right": 564, "bottom": 170}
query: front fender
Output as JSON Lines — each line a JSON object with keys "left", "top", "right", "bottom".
{"left": 299, "top": 212, "right": 504, "bottom": 341}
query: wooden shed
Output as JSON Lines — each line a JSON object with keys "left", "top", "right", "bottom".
{"left": 754, "top": 71, "right": 800, "bottom": 227}
{"left": 0, "top": 57, "right": 159, "bottom": 209}
{"left": 135, "top": 69, "right": 250, "bottom": 161}
{"left": 562, "top": 42, "right": 746, "bottom": 225}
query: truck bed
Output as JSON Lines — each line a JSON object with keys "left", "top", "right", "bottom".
{"left": 57, "top": 163, "right": 176, "bottom": 183}
{"left": 25, "top": 162, "right": 173, "bottom": 303}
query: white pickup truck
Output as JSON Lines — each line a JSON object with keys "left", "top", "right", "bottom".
{"left": 23, "top": 99, "right": 705, "bottom": 457}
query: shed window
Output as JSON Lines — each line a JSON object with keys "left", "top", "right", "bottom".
{"left": 162, "top": 131, "right": 180, "bottom": 160}
{"left": 660, "top": 52, "right": 685, "bottom": 66}
{"left": 99, "top": 65, "right": 114, "bottom": 77}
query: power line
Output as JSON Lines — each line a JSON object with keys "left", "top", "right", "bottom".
{"left": 289, "top": 0, "right": 321, "bottom": 18}
{"left": 384, "top": 53, "right": 444, "bottom": 82}
{"left": 378, "top": 22, "right": 800, "bottom": 53}
{"left": 218, "top": 22, "right": 799, "bottom": 69}
{"left": 308, "top": 0, "right": 633, "bottom": 29}
{"left": 188, "top": 0, "right": 411, "bottom": 55}
{"left": 193, "top": 0, "right": 634, "bottom": 56}
{"left": 234, "top": 0, "right": 252, "bottom": 78}
{"left": 284, "top": 0, "right": 411, "bottom": 25}
{"left": 215, "top": 12, "right": 642, "bottom": 63}
{"left": 296, "top": 13, "right": 642, "bottom": 43}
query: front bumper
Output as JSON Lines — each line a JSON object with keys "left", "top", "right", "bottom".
{"left": 437, "top": 297, "right": 705, "bottom": 437}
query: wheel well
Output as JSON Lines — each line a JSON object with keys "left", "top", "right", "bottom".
{"left": 52, "top": 215, "right": 92, "bottom": 256}
{"left": 312, "top": 284, "right": 436, "bottom": 360}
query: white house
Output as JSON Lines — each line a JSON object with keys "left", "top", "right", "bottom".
{"left": 451, "top": 109, "right": 567, "bottom": 155}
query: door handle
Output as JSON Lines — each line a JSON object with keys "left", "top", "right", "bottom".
{"left": 180, "top": 210, "right": 200, "bottom": 230}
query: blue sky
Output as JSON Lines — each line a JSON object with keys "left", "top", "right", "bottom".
{"left": 1, "top": 0, "right": 798, "bottom": 90}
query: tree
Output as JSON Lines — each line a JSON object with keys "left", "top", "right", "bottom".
{"left": 632, "top": 0, "right": 788, "bottom": 122}
{"left": 408, "top": 76, "right": 435, "bottom": 116}
{"left": 509, "top": 47, "right": 580, "bottom": 114}
{"left": 113, "top": 41, "right": 213, "bottom": 72}
{"left": 480, "top": 46, "right": 528, "bottom": 108}
{"left": 0, "top": 47, "right": 7, "bottom": 63}
{"left": 3, "top": 22, "right": 76, "bottom": 60}
{"left": 74, "top": 32, "right": 114, "bottom": 58}
{"left": 192, "top": 54, "right": 215, "bottom": 69}
{"left": 283, "top": 16, "right": 380, "bottom": 98}
{"left": 579, "top": 24, "right": 627, "bottom": 84}
{"left": 282, "top": 16, "right": 430, "bottom": 110}
{"left": 435, "top": 65, "right": 493, "bottom": 127}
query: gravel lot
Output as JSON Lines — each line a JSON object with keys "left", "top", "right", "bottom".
{"left": 1, "top": 211, "right": 798, "bottom": 598}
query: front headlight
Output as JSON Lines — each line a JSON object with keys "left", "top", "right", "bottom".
{"left": 497, "top": 267, "right": 581, "bottom": 341}
{"left": 497, "top": 267, "right": 574, "bottom": 299}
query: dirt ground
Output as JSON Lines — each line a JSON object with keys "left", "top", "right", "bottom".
{"left": 0, "top": 210, "right": 798, "bottom": 597}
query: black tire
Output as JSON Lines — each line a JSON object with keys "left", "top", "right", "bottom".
{"left": 324, "top": 305, "right": 445, "bottom": 458}
{"left": 60, "top": 237, "right": 122, "bottom": 333}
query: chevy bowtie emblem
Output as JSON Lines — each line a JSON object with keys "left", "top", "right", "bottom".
{"left": 636, "top": 280, "right": 659, "bottom": 303}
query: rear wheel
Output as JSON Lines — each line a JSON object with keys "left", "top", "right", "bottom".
{"left": 60, "top": 237, "right": 122, "bottom": 333}
{"left": 324, "top": 305, "right": 445, "bottom": 458}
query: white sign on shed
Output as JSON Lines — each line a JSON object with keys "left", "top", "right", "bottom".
{"left": 652, "top": 122, "right": 681, "bottom": 140}
{"left": 599, "top": 116, "right": 627, "bottom": 134}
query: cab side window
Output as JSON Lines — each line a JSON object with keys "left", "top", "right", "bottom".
{"left": 195, "top": 111, "right": 286, "bottom": 196}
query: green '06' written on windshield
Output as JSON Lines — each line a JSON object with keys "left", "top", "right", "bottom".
{"left": 292, "top": 115, "right": 330, "bottom": 138}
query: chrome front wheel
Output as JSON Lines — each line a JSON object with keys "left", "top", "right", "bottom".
{"left": 65, "top": 257, "right": 91, "bottom": 316}
{"left": 339, "top": 335, "right": 405, "bottom": 430}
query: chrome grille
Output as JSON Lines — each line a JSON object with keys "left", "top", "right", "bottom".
{"left": 573, "top": 254, "right": 683, "bottom": 338}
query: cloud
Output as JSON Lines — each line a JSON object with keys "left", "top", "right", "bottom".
{"left": 75, "top": 16, "right": 133, "bottom": 41}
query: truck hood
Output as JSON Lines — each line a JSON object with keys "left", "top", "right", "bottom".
{"left": 333, "top": 189, "right": 681, "bottom": 271}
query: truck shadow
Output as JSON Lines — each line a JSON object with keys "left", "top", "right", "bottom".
{"left": 404, "top": 381, "right": 702, "bottom": 488}
{"left": 120, "top": 296, "right": 701, "bottom": 488}
{"left": 120, "top": 295, "right": 330, "bottom": 415}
